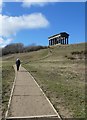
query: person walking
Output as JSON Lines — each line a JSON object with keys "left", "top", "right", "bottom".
{"left": 16, "top": 58, "right": 21, "bottom": 71}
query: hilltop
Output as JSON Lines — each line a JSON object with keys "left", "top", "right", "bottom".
{"left": 2, "top": 43, "right": 86, "bottom": 119}
{"left": 2, "top": 42, "right": 86, "bottom": 61}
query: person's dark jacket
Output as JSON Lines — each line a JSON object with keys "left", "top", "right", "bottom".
{"left": 16, "top": 59, "right": 21, "bottom": 66}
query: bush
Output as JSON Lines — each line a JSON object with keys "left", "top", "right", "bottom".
{"left": 67, "top": 56, "right": 76, "bottom": 60}
{"left": 2, "top": 43, "right": 24, "bottom": 55}
{"left": 24, "top": 45, "right": 47, "bottom": 52}
{"left": 2, "top": 43, "right": 48, "bottom": 56}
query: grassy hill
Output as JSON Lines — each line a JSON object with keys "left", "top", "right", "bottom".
{"left": 2, "top": 43, "right": 86, "bottom": 119}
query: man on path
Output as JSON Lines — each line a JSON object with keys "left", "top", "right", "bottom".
{"left": 16, "top": 58, "right": 21, "bottom": 71}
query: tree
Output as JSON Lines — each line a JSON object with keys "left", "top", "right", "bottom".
{"left": 2, "top": 43, "right": 24, "bottom": 55}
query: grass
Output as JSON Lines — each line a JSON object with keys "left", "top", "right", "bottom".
{"left": 24, "top": 60, "right": 85, "bottom": 118}
{"left": 2, "top": 43, "right": 86, "bottom": 119}
{"left": 2, "top": 61, "right": 15, "bottom": 119}
{"left": 0, "top": 58, "right": 2, "bottom": 118}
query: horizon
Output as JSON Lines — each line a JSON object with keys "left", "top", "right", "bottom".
{"left": 0, "top": 1, "right": 85, "bottom": 48}
{"left": 3, "top": 41, "right": 86, "bottom": 48}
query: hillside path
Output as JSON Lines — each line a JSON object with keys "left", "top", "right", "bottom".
{"left": 6, "top": 65, "right": 61, "bottom": 119}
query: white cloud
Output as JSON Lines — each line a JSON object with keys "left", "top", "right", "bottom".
{"left": 0, "top": 37, "right": 13, "bottom": 48}
{"left": 0, "top": 13, "right": 49, "bottom": 37}
{"left": 3, "top": 0, "right": 85, "bottom": 5}
{"left": 3, "top": 0, "right": 86, "bottom": 9}
{"left": 20, "top": 0, "right": 85, "bottom": 8}
{"left": 21, "top": 0, "right": 59, "bottom": 7}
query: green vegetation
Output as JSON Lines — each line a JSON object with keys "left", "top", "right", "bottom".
{"left": 0, "top": 58, "right": 2, "bottom": 118}
{"left": 2, "top": 61, "right": 14, "bottom": 119}
{"left": 2, "top": 43, "right": 86, "bottom": 119}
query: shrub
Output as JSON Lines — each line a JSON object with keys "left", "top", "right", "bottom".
{"left": 67, "top": 56, "right": 76, "bottom": 60}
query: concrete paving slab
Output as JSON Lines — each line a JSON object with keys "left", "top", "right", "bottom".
{"left": 9, "top": 96, "right": 57, "bottom": 117}
{"left": 13, "top": 85, "right": 43, "bottom": 96}
{"left": 15, "top": 79, "right": 37, "bottom": 86}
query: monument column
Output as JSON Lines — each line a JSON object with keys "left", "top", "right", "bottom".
{"left": 50, "top": 39, "right": 52, "bottom": 45}
{"left": 55, "top": 39, "right": 56, "bottom": 44}
{"left": 59, "top": 38, "right": 61, "bottom": 43}
{"left": 49, "top": 40, "right": 50, "bottom": 46}
{"left": 65, "top": 37, "right": 66, "bottom": 44}
{"left": 50, "top": 40, "right": 51, "bottom": 45}
{"left": 55, "top": 38, "right": 57, "bottom": 44}
{"left": 51, "top": 39, "right": 52, "bottom": 45}
{"left": 67, "top": 37, "right": 68, "bottom": 44}
{"left": 64, "top": 37, "right": 65, "bottom": 44}
{"left": 53, "top": 39, "right": 55, "bottom": 45}
{"left": 60, "top": 38, "right": 61, "bottom": 44}
{"left": 57, "top": 38, "right": 59, "bottom": 44}
{"left": 63, "top": 38, "right": 64, "bottom": 44}
{"left": 52, "top": 39, "right": 54, "bottom": 45}
{"left": 56, "top": 38, "right": 58, "bottom": 44}
{"left": 61, "top": 39, "right": 62, "bottom": 44}
{"left": 54, "top": 38, "right": 56, "bottom": 45}
{"left": 51, "top": 39, "right": 53, "bottom": 45}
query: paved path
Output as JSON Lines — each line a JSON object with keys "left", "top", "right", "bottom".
{"left": 6, "top": 65, "right": 61, "bottom": 120}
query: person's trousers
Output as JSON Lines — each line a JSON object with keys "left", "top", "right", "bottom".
{"left": 17, "top": 65, "right": 20, "bottom": 71}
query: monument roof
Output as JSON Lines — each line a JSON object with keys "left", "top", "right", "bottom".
{"left": 48, "top": 32, "right": 69, "bottom": 39}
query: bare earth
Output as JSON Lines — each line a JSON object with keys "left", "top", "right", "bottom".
{"left": 6, "top": 65, "right": 60, "bottom": 119}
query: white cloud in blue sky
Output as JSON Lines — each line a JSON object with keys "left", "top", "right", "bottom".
{"left": 0, "top": 13, "right": 49, "bottom": 37}
{"left": 0, "top": 37, "right": 13, "bottom": 48}
{"left": 3, "top": 0, "right": 86, "bottom": 2}
{"left": 21, "top": 0, "right": 86, "bottom": 8}
{"left": 21, "top": 0, "right": 60, "bottom": 8}
{"left": 2, "top": 0, "right": 85, "bottom": 13}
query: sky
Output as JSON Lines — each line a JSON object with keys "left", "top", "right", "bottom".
{"left": 0, "top": 0, "right": 86, "bottom": 47}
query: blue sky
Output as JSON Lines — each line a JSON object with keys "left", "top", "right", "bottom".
{"left": 0, "top": 1, "right": 85, "bottom": 47}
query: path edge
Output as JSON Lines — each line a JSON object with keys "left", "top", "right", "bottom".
{"left": 5, "top": 65, "right": 17, "bottom": 119}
